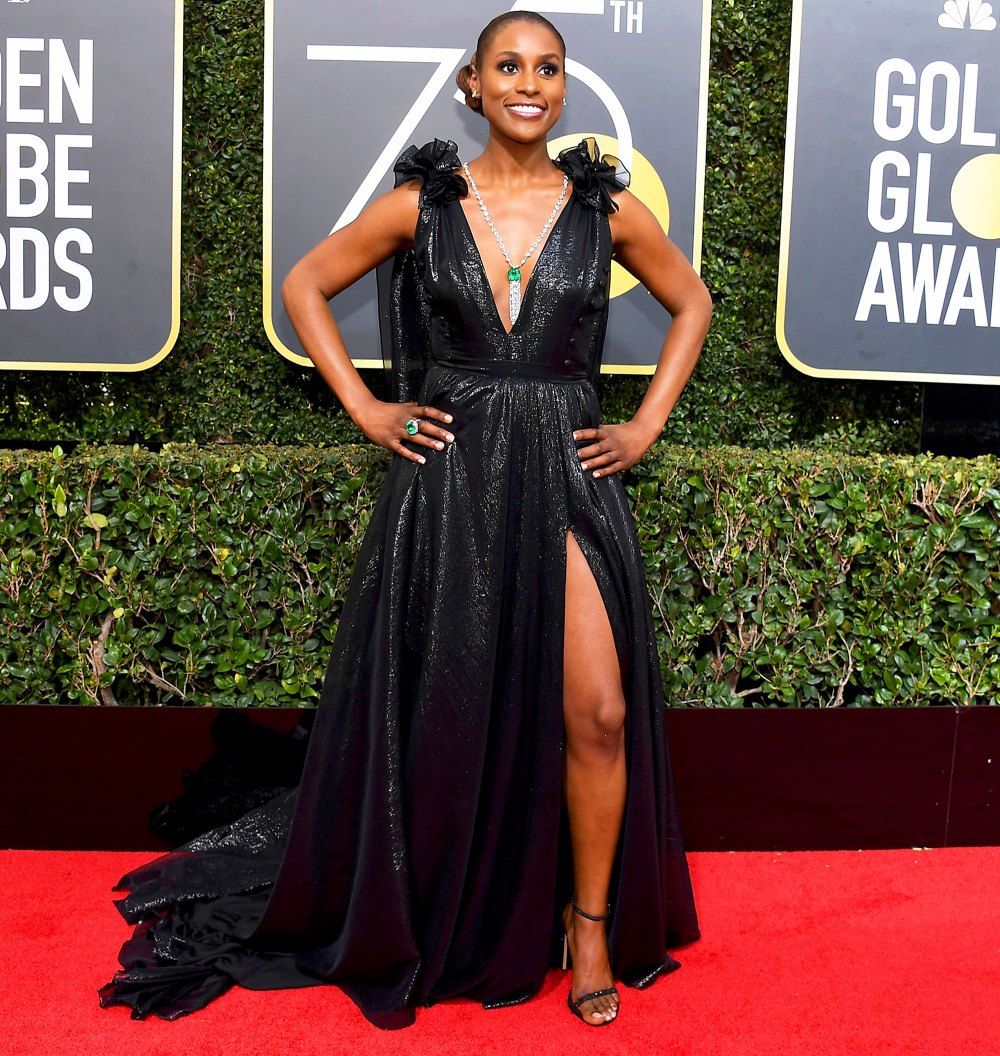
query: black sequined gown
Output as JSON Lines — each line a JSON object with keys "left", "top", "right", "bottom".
{"left": 99, "top": 140, "right": 699, "bottom": 1030}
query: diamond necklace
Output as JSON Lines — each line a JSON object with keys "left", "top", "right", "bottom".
{"left": 462, "top": 163, "right": 569, "bottom": 326}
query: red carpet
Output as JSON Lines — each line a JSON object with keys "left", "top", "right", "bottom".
{"left": 3, "top": 847, "right": 998, "bottom": 1056}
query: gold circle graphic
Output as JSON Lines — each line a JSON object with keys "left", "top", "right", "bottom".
{"left": 548, "top": 133, "right": 670, "bottom": 298}
{"left": 950, "top": 153, "right": 1000, "bottom": 241}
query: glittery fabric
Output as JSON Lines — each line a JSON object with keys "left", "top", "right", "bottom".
{"left": 98, "top": 141, "right": 698, "bottom": 1031}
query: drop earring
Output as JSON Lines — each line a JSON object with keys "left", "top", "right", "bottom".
{"left": 472, "top": 90, "right": 479, "bottom": 99}
{"left": 562, "top": 96, "right": 567, "bottom": 106}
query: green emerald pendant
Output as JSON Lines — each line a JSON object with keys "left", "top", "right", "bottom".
{"left": 507, "top": 267, "right": 521, "bottom": 282}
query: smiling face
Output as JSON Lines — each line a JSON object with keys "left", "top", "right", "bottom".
{"left": 471, "top": 19, "right": 566, "bottom": 144}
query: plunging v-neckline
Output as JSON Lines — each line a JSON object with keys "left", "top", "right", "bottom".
{"left": 455, "top": 195, "right": 573, "bottom": 337}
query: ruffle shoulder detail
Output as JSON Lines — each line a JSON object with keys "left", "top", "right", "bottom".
{"left": 393, "top": 139, "right": 467, "bottom": 205}
{"left": 554, "top": 138, "right": 630, "bottom": 213}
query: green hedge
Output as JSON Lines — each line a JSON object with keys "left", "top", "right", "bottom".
{"left": 0, "top": 0, "right": 921, "bottom": 453}
{"left": 3, "top": 446, "right": 997, "bottom": 708}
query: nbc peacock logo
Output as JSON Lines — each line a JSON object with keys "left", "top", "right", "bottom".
{"left": 938, "top": 0, "right": 998, "bottom": 30}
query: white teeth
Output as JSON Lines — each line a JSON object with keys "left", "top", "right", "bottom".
{"left": 509, "top": 105, "right": 543, "bottom": 115}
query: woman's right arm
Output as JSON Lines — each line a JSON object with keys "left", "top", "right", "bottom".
{"left": 281, "top": 181, "right": 453, "bottom": 464}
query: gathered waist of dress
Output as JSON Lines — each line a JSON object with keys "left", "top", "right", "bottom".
{"left": 430, "top": 354, "right": 589, "bottom": 384}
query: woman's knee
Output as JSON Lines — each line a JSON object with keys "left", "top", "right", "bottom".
{"left": 566, "top": 692, "right": 626, "bottom": 755}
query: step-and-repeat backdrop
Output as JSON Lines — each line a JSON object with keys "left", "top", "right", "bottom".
{"left": 7, "top": 1, "right": 997, "bottom": 384}
{"left": 779, "top": 0, "right": 1000, "bottom": 384}
{"left": 264, "top": 0, "right": 711, "bottom": 373}
{"left": 1, "top": 1, "right": 183, "bottom": 371}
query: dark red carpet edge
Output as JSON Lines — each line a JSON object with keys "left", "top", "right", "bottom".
{"left": 2, "top": 847, "right": 998, "bottom": 1056}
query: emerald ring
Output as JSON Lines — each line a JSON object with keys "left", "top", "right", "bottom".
{"left": 405, "top": 418, "right": 419, "bottom": 436}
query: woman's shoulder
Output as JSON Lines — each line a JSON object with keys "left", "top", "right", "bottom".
{"left": 553, "top": 138, "right": 630, "bottom": 214}
{"left": 393, "top": 139, "right": 468, "bottom": 205}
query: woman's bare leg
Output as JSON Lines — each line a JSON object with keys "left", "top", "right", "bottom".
{"left": 562, "top": 530, "right": 627, "bottom": 1024}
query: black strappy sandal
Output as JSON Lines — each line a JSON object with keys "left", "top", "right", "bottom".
{"left": 564, "top": 898, "right": 620, "bottom": 1026}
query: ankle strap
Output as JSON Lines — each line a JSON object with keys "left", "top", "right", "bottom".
{"left": 572, "top": 896, "right": 611, "bottom": 922}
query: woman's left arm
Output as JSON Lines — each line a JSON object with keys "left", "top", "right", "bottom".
{"left": 573, "top": 190, "right": 713, "bottom": 479}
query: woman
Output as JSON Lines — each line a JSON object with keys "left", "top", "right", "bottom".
{"left": 100, "top": 10, "right": 710, "bottom": 1030}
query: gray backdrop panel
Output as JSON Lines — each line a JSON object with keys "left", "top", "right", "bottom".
{"left": 266, "top": 0, "right": 709, "bottom": 373}
{"left": 0, "top": 1, "right": 181, "bottom": 371}
{"left": 779, "top": 0, "right": 1000, "bottom": 383}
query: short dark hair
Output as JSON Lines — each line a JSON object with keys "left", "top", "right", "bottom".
{"left": 477, "top": 11, "right": 566, "bottom": 60}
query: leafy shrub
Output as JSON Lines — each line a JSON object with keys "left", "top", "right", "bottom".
{"left": 2, "top": 445, "right": 996, "bottom": 708}
{"left": 632, "top": 447, "right": 1000, "bottom": 706}
{"left": 0, "top": 445, "right": 384, "bottom": 706}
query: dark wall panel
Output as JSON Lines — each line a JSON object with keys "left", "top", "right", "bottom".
{"left": 2, "top": 705, "right": 996, "bottom": 852}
